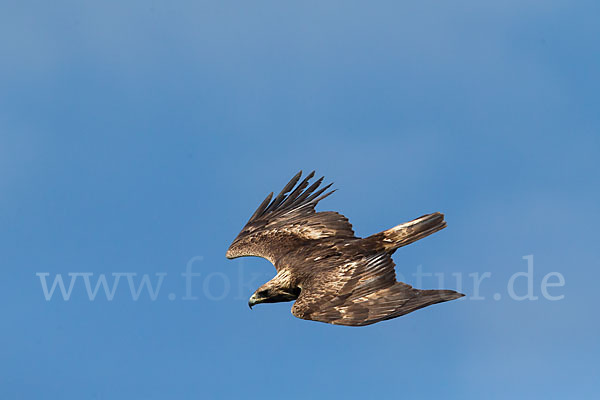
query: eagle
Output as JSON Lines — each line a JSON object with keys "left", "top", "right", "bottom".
{"left": 226, "top": 171, "right": 463, "bottom": 326}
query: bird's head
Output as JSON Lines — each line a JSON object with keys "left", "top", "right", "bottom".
{"left": 248, "top": 280, "right": 301, "bottom": 309}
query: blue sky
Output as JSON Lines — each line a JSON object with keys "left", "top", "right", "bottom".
{"left": 1, "top": 1, "right": 598, "bottom": 398}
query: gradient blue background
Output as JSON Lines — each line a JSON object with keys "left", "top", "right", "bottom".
{"left": 2, "top": 1, "right": 598, "bottom": 398}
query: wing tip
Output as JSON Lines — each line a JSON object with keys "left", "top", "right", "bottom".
{"left": 248, "top": 170, "right": 335, "bottom": 222}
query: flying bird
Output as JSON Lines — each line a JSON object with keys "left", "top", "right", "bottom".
{"left": 226, "top": 171, "right": 463, "bottom": 326}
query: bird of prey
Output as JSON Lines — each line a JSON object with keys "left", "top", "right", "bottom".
{"left": 226, "top": 171, "right": 463, "bottom": 326}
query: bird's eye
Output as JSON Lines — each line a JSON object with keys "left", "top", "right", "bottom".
{"left": 258, "top": 290, "right": 269, "bottom": 297}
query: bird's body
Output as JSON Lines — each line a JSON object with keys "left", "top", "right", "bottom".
{"left": 226, "top": 171, "right": 463, "bottom": 326}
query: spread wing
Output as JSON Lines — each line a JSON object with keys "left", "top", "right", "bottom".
{"left": 292, "top": 252, "right": 463, "bottom": 326}
{"left": 226, "top": 171, "right": 356, "bottom": 268}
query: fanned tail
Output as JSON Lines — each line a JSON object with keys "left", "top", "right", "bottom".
{"left": 363, "top": 212, "right": 447, "bottom": 254}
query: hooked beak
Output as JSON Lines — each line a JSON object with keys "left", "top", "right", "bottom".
{"left": 248, "top": 293, "right": 258, "bottom": 309}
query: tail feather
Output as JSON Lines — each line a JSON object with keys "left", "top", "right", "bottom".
{"left": 363, "top": 212, "right": 447, "bottom": 254}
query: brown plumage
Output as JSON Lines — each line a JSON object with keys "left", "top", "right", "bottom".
{"left": 226, "top": 171, "right": 463, "bottom": 326}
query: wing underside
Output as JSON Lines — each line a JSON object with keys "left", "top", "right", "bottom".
{"left": 226, "top": 171, "right": 356, "bottom": 265}
{"left": 292, "top": 252, "right": 463, "bottom": 326}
